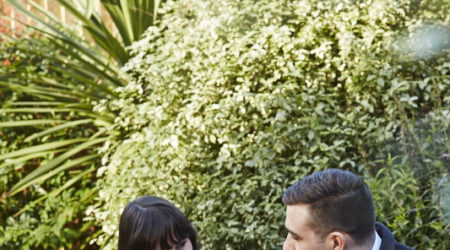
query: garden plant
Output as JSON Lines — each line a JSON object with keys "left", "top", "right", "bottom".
{"left": 1, "top": 0, "right": 449, "bottom": 249}
{"left": 1, "top": 0, "right": 162, "bottom": 248}
{"left": 92, "top": 0, "right": 449, "bottom": 249}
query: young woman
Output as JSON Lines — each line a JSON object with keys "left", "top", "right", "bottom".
{"left": 118, "top": 196, "right": 198, "bottom": 250}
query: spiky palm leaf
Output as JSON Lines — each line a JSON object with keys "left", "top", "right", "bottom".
{"left": 1, "top": 0, "right": 162, "bottom": 246}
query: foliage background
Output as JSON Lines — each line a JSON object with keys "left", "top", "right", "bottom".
{"left": 1, "top": 0, "right": 161, "bottom": 248}
{"left": 0, "top": 34, "right": 100, "bottom": 249}
{"left": 0, "top": 0, "right": 449, "bottom": 249}
{"left": 92, "top": 0, "right": 449, "bottom": 249}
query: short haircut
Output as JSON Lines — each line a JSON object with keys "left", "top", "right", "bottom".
{"left": 282, "top": 169, "right": 375, "bottom": 245}
{"left": 118, "top": 196, "right": 198, "bottom": 250}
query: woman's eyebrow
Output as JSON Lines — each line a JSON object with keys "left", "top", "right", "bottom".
{"left": 176, "top": 238, "right": 187, "bottom": 244}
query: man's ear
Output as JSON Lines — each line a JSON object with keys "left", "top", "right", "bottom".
{"left": 325, "top": 231, "right": 346, "bottom": 250}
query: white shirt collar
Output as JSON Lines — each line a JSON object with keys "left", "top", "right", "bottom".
{"left": 371, "top": 230, "right": 382, "bottom": 250}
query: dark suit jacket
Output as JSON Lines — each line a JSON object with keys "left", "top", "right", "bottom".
{"left": 376, "top": 222, "right": 414, "bottom": 250}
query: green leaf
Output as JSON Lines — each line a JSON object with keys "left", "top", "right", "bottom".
{"left": 0, "top": 139, "right": 88, "bottom": 161}
{"left": 24, "top": 119, "right": 93, "bottom": 142}
{"left": 0, "top": 120, "right": 66, "bottom": 128}
{"left": 0, "top": 150, "right": 65, "bottom": 174}
{"left": 12, "top": 167, "right": 96, "bottom": 217}
{"left": 8, "top": 137, "right": 106, "bottom": 196}
{"left": 14, "top": 154, "right": 98, "bottom": 195}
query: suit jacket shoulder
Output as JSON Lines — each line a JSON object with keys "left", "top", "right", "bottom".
{"left": 375, "top": 222, "right": 414, "bottom": 250}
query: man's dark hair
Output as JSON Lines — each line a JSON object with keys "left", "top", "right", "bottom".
{"left": 118, "top": 196, "right": 198, "bottom": 250}
{"left": 282, "top": 169, "right": 375, "bottom": 245}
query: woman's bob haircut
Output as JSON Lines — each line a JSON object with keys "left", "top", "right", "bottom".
{"left": 118, "top": 196, "right": 197, "bottom": 250}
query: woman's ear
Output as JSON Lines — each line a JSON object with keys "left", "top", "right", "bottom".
{"left": 325, "top": 231, "right": 346, "bottom": 250}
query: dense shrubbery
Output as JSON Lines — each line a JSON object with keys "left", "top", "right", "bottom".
{"left": 0, "top": 38, "right": 99, "bottom": 249}
{"left": 1, "top": 1, "right": 162, "bottom": 248}
{"left": 93, "top": 0, "right": 449, "bottom": 249}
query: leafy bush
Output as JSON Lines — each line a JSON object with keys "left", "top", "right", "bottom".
{"left": 1, "top": 0, "right": 163, "bottom": 248}
{"left": 367, "top": 112, "right": 450, "bottom": 248}
{"left": 93, "top": 0, "right": 449, "bottom": 249}
{"left": 0, "top": 37, "right": 100, "bottom": 249}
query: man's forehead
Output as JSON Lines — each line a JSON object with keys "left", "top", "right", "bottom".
{"left": 286, "top": 204, "right": 311, "bottom": 226}
{"left": 285, "top": 204, "right": 318, "bottom": 240}
{"left": 286, "top": 204, "right": 311, "bottom": 216}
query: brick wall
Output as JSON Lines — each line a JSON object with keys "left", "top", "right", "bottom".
{"left": 0, "top": 0, "right": 115, "bottom": 37}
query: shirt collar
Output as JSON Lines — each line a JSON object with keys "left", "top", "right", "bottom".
{"left": 371, "top": 230, "right": 382, "bottom": 250}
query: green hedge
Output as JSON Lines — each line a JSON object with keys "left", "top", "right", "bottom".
{"left": 93, "top": 0, "right": 449, "bottom": 249}
{"left": 0, "top": 39, "right": 98, "bottom": 249}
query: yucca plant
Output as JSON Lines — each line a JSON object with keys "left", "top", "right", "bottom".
{"left": 0, "top": 0, "right": 162, "bottom": 247}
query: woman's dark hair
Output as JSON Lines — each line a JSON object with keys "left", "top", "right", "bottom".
{"left": 118, "top": 196, "right": 197, "bottom": 250}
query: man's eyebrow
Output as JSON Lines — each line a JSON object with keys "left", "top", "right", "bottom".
{"left": 285, "top": 226, "right": 301, "bottom": 239}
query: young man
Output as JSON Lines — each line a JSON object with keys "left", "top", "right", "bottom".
{"left": 282, "top": 169, "right": 413, "bottom": 250}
